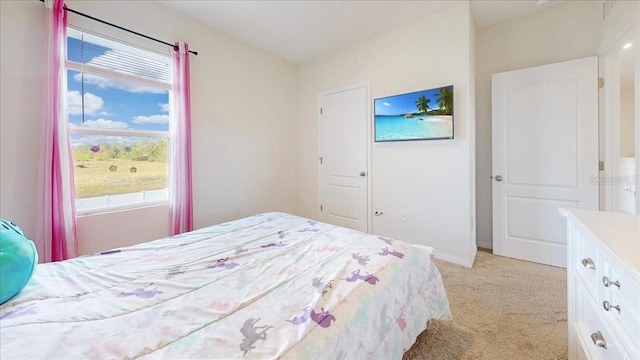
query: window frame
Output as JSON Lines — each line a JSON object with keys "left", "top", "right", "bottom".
{"left": 66, "top": 27, "right": 173, "bottom": 215}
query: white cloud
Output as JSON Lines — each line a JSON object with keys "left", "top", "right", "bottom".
{"left": 67, "top": 91, "right": 104, "bottom": 115}
{"left": 133, "top": 114, "right": 170, "bottom": 124}
{"left": 159, "top": 103, "right": 170, "bottom": 112}
{"left": 383, "top": 102, "right": 391, "bottom": 106}
{"left": 73, "top": 72, "right": 167, "bottom": 94}
{"left": 71, "top": 118, "right": 129, "bottom": 129}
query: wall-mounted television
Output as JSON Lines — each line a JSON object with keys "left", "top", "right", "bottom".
{"left": 374, "top": 85, "right": 454, "bottom": 142}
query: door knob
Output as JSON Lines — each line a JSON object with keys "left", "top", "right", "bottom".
{"left": 495, "top": 175, "right": 503, "bottom": 182}
{"left": 359, "top": 171, "right": 366, "bottom": 177}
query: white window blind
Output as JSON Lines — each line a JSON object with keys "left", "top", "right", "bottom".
{"left": 67, "top": 28, "right": 171, "bottom": 86}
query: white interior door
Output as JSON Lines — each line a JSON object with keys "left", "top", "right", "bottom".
{"left": 319, "top": 84, "right": 369, "bottom": 233}
{"left": 492, "top": 56, "right": 599, "bottom": 268}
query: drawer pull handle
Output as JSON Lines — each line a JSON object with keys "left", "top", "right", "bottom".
{"left": 581, "top": 257, "right": 595, "bottom": 270}
{"left": 603, "top": 301, "right": 621, "bottom": 312}
{"left": 591, "top": 331, "right": 607, "bottom": 349}
{"left": 602, "top": 276, "right": 620, "bottom": 288}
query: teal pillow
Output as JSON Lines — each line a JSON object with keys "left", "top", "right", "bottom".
{"left": 0, "top": 219, "right": 38, "bottom": 304}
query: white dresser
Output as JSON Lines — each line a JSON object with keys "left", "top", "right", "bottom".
{"left": 561, "top": 209, "right": 640, "bottom": 360}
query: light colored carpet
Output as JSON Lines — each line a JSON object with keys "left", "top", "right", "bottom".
{"left": 404, "top": 249, "right": 568, "bottom": 360}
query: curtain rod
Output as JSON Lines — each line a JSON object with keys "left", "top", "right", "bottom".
{"left": 39, "top": 0, "right": 198, "bottom": 56}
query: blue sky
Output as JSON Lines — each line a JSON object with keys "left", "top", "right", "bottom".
{"left": 67, "top": 37, "right": 169, "bottom": 133}
{"left": 374, "top": 86, "right": 452, "bottom": 116}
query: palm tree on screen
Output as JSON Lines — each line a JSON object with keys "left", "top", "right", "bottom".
{"left": 415, "top": 95, "right": 431, "bottom": 114}
{"left": 435, "top": 87, "right": 453, "bottom": 114}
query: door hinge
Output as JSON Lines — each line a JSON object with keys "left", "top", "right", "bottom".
{"left": 319, "top": 157, "right": 323, "bottom": 164}
{"left": 320, "top": 205, "right": 323, "bottom": 211}
{"left": 599, "top": 161, "right": 604, "bottom": 171}
{"left": 320, "top": 107, "right": 323, "bottom": 115}
{"left": 598, "top": 77, "right": 604, "bottom": 89}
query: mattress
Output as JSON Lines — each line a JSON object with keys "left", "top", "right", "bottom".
{"left": 0, "top": 212, "right": 450, "bottom": 359}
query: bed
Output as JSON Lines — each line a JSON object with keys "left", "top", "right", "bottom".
{"left": 0, "top": 212, "right": 450, "bottom": 359}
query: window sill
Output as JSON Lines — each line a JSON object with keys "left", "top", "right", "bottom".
{"left": 76, "top": 189, "right": 169, "bottom": 216}
{"left": 77, "top": 201, "right": 169, "bottom": 217}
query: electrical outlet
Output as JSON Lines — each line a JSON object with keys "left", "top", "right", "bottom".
{"left": 400, "top": 211, "right": 407, "bottom": 222}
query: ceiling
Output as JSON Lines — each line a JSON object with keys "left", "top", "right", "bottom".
{"left": 159, "top": 0, "right": 565, "bottom": 64}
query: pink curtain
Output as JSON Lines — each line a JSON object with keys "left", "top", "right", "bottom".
{"left": 37, "top": 0, "right": 78, "bottom": 262}
{"left": 170, "top": 42, "right": 193, "bottom": 235}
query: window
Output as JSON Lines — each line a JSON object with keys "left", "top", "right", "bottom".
{"left": 66, "top": 28, "right": 172, "bottom": 213}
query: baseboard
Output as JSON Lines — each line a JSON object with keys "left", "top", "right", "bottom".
{"left": 434, "top": 252, "right": 474, "bottom": 268}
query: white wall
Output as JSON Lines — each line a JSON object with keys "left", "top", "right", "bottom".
{"left": 621, "top": 89, "right": 635, "bottom": 157}
{"left": 475, "top": 1, "right": 603, "bottom": 249}
{"left": 0, "top": 0, "right": 299, "bottom": 256}
{"left": 0, "top": 1, "right": 45, "bottom": 249}
{"left": 298, "top": 3, "right": 476, "bottom": 266}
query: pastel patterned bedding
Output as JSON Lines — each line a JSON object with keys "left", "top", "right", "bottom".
{"left": 0, "top": 212, "right": 450, "bottom": 359}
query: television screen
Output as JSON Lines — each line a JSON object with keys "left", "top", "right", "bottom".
{"left": 374, "top": 85, "right": 454, "bottom": 142}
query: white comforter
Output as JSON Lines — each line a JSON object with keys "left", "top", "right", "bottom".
{"left": 0, "top": 212, "right": 450, "bottom": 359}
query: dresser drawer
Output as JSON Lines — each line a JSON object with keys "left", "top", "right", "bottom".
{"left": 574, "top": 281, "right": 629, "bottom": 360}
{"left": 600, "top": 253, "right": 640, "bottom": 316}
{"left": 599, "top": 292, "right": 640, "bottom": 352}
{"left": 598, "top": 253, "right": 640, "bottom": 353}
{"left": 598, "top": 304, "right": 640, "bottom": 359}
